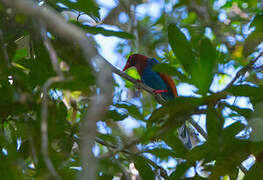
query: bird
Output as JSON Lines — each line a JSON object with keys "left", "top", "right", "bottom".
{"left": 123, "top": 53, "right": 192, "bottom": 149}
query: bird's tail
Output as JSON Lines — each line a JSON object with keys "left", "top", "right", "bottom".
{"left": 177, "top": 123, "right": 192, "bottom": 150}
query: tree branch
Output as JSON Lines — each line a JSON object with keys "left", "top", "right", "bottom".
{"left": 80, "top": 58, "right": 113, "bottom": 180}
{"left": 224, "top": 51, "right": 263, "bottom": 90}
{"left": 41, "top": 76, "right": 64, "bottom": 179}
{"left": 40, "top": 25, "right": 64, "bottom": 78}
{"left": 0, "top": 29, "right": 10, "bottom": 68}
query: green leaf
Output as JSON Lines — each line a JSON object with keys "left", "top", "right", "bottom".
{"left": 74, "top": 22, "right": 135, "bottom": 39}
{"left": 210, "top": 139, "right": 250, "bottom": 179}
{"left": 224, "top": 103, "right": 252, "bottom": 119}
{"left": 153, "top": 63, "right": 190, "bottom": 83}
{"left": 139, "top": 126, "right": 159, "bottom": 144}
{"left": 58, "top": 0, "right": 100, "bottom": 21}
{"left": 53, "top": 66, "right": 95, "bottom": 91}
{"left": 193, "top": 38, "right": 216, "bottom": 95}
{"left": 97, "top": 133, "right": 117, "bottom": 145}
{"left": 153, "top": 63, "right": 180, "bottom": 76}
{"left": 98, "top": 159, "right": 120, "bottom": 177}
{"left": 168, "top": 162, "right": 191, "bottom": 180}
{"left": 133, "top": 156, "right": 155, "bottom": 180}
{"left": 115, "top": 103, "right": 144, "bottom": 121}
{"left": 103, "top": 109, "right": 128, "bottom": 121}
{"left": 187, "top": 142, "right": 216, "bottom": 163}
{"left": 206, "top": 108, "right": 222, "bottom": 144}
{"left": 227, "top": 85, "right": 263, "bottom": 103}
{"left": 163, "top": 130, "right": 187, "bottom": 158}
{"left": 168, "top": 24, "right": 196, "bottom": 74}
{"left": 223, "top": 121, "right": 245, "bottom": 139}
{"left": 148, "top": 97, "right": 202, "bottom": 125}
{"left": 13, "top": 48, "right": 28, "bottom": 61}
{"left": 243, "top": 15, "right": 263, "bottom": 57}
{"left": 98, "top": 174, "right": 114, "bottom": 180}
{"left": 145, "top": 148, "right": 176, "bottom": 159}
{"left": 244, "top": 162, "right": 263, "bottom": 180}
{"left": 187, "top": 24, "right": 205, "bottom": 49}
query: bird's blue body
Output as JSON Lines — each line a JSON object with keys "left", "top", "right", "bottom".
{"left": 141, "top": 58, "right": 175, "bottom": 101}
{"left": 123, "top": 54, "right": 192, "bottom": 149}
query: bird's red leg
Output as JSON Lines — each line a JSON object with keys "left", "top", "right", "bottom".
{"left": 152, "top": 89, "right": 168, "bottom": 93}
{"left": 135, "top": 80, "right": 167, "bottom": 93}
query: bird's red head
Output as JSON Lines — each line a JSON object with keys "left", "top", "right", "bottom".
{"left": 123, "top": 54, "right": 148, "bottom": 74}
{"left": 122, "top": 54, "right": 135, "bottom": 71}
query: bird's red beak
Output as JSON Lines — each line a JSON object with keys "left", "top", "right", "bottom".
{"left": 123, "top": 62, "right": 131, "bottom": 71}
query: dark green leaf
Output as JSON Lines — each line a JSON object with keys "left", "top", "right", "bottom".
{"left": 206, "top": 108, "right": 222, "bottom": 144}
{"left": 103, "top": 109, "right": 128, "bottom": 121}
{"left": 168, "top": 24, "right": 196, "bottom": 74}
{"left": 243, "top": 15, "right": 263, "bottom": 57}
{"left": 193, "top": 38, "right": 216, "bottom": 95}
{"left": 74, "top": 22, "right": 135, "bottom": 39}
{"left": 244, "top": 162, "right": 263, "bottom": 180}
{"left": 163, "top": 129, "right": 187, "bottom": 158}
{"left": 98, "top": 159, "right": 120, "bottom": 177}
{"left": 97, "top": 134, "right": 117, "bottom": 145}
{"left": 56, "top": 0, "right": 100, "bottom": 21}
{"left": 53, "top": 66, "right": 95, "bottom": 91}
{"left": 223, "top": 121, "right": 245, "bottom": 139}
{"left": 227, "top": 85, "right": 263, "bottom": 103}
{"left": 145, "top": 147, "right": 176, "bottom": 159}
{"left": 133, "top": 156, "right": 155, "bottom": 180}
{"left": 115, "top": 103, "right": 144, "bottom": 121}
{"left": 168, "top": 162, "right": 191, "bottom": 180}
{"left": 148, "top": 97, "right": 202, "bottom": 125}
{"left": 224, "top": 103, "right": 252, "bottom": 119}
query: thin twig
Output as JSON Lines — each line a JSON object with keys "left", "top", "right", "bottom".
{"left": 189, "top": 118, "right": 208, "bottom": 140}
{"left": 225, "top": 51, "right": 263, "bottom": 90}
{"left": 39, "top": 23, "right": 65, "bottom": 179}
{"left": 100, "top": 124, "right": 171, "bottom": 159}
{"left": 41, "top": 76, "right": 64, "bottom": 179}
{"left": 40, "top": 25, "right": 64, "bottom": 77}
{"left": 115, "top": 159, "right": 133, "bottom": 180}
{"left": 254, "top": 64, "right": 263, "bottom": 71}
{"left": 0, "top": 29, "right": 10, "bottom": 68}
{"left": 95, "top": 137, "right": 132, "bottom": 154}
{"left": 99, "top": 137, "right": 141, "bottom": 159}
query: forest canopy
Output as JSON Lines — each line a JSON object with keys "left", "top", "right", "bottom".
{"left": 0, "top": 0, "right": 263, "bottom": 179}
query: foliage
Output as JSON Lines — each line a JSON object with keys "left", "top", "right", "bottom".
{"left": 0, "top": 0, "right": 263, "bottom": 179}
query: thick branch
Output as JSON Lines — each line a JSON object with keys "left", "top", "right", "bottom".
{"left": 80, "top": 58, "right": 113, "bottom": 180}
